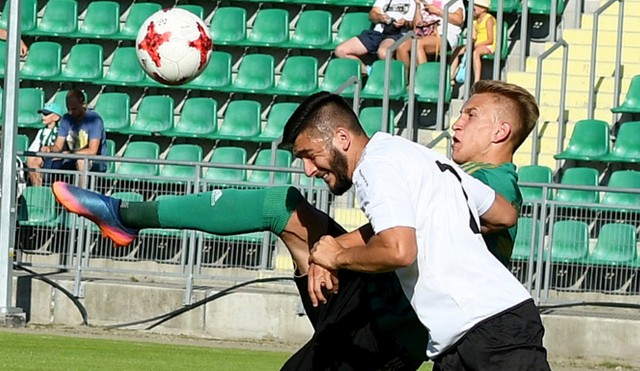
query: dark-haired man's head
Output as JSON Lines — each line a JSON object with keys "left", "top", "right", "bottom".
{"left": 283, "top": 92, "right": 368, "bottom": 195}
{"left": 66, "top": 89, "right": 87, "bottom": 122}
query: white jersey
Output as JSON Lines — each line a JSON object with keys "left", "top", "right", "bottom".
{"left": 372, "top": 0, "right": 416, "bottom": 33}
{"left": 353, "top": 133, "right": 531, "bottom": 358}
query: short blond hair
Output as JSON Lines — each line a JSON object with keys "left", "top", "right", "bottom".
{"left": 471, "top": 80, "right": 539, "bottom": 151}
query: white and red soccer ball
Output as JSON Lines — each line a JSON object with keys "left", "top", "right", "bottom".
{"left": 136, "top": 8, "right": 213, "bottom": 85}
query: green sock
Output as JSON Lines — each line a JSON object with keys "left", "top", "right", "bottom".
{"left": 121, "top": 187, "right": 303, "bottom": 236}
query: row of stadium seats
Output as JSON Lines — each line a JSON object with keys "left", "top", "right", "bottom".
{"left": 555, "top": 120, "right": 640, "bottom": 164}
{"left": 7, "top": 42, "right": 449, "bottom": 102}
{"left": 11, "top": 89, "right": 394, "bottom": 140}
{"left": 519, "top": 166, "right": 640, "bottom": 210}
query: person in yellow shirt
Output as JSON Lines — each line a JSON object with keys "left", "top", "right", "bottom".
{"left": 450, "top": 0, "right": 496, "bottom": 84}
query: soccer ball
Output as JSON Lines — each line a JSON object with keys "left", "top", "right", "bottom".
{"left": 136, "top": 8, "right": 213, "bottom": 85}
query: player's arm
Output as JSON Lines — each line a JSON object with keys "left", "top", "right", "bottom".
{"left": 480, "top": 192, "right": 517, "bottom": 233}
{"left": 335, "top": 223, "right": 374, "bottom": 248}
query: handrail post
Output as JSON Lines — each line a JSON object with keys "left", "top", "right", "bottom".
{"left": 493, "top": 0, "right": 504, "bottom": 79}
{"left": 463, "top": 0, "right": 475, "bottom": 101}
{"left": 550, "top": 0, "right": 558, "bottom": 41}
{"left": 384, "top": 32, "right": 416, "bottom": 139}
{"left": 519, "top": 0, "right": 529, "bottom": 71}
{"left": 437, "top": 0, "right": 457, "bottom": 131}
{"left": 587, "top": 0, "right": 619, "bottom": 119}
{"left": 333, "top": 76, "right": 361, "bottom": 115}
{"left": 533, "top": 39, "right": 568, "bottom": 166}
{"left": 612, "top": 0, "right": 624, "bottom": 124}
{"left": 556, "top": 40, "right": 569, "bottom": 173}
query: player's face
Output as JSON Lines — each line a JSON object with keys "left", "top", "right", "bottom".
{"left": 451, "top": 93, "right": 501, "bottom": 164}
{"left": 293, "top": 131, "right": 353, "bottom": 195}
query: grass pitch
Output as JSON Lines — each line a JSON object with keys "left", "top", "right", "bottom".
{"left": 0, "top": 330, "right": 433, "bottom": 370}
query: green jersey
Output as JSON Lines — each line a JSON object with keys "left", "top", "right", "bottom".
{"left": 460, "top": 162, "right": 522, "bottom": 267}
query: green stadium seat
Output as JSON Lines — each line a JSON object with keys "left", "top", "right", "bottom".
{"left": 490, "top": 0, "right": 521, "bottom": 13}
{"left": 358, "top": 106, "right": 395, "bottom": 136}
{"left": 57, "top": 44, "right": 104, "bottom": 82}
{"left": 319, "top": 58, "right": 362, "bottom": 96}
{"left": 414, "top": 62, "right": 452, "bottom": 103}
{"left": 111, "top": 191, "right": 144, "bottom": 203}
{"left": 554, "top": 119, "right": 610, "bottom": 161}
{"left": 250, "top": 102, "right": 298, "bottom": 143}
{"left": 124, "top": 95, "right": 174, "bottom": 136}
{"left": 163, "top": 97, "right": 218, "bottom": 138}
{"left": 158, "top": 144, "right": 203, "bottom": 181}
{"left": 554, "top": 167, "right": 599, "bottom": 206}
{"left": 94, "top": 92, "right": 131, "bottom": 133}
{"left": 548, "top": 220, "right": 589, "bottom": 263}
{"left": 248, "top": 149, "right": 293, "bottom": 185}
{"left": 73, "top": 1, "right": 120, "bottom": 38}
{"left": 105, "top": 139, "right": 116, "bottom": 173}
{"left": 595, "top": 170, "right": 640, "bottom": 212}
{"left": 232, "top": 54, "right": 275, "bottom": 93}
{"left": 20, "top": 41, "right": 62, "bottom": 81}
{"left": 518, "top": 164, "right": 553, "bottom": 203}
{"left": 183, "top": 51, "right": 232, "bottom": 91}
{"left": 116, "top": 2, "right": 162, "bottom": 40}
{"left": 209, "top": 7, "right": 246, "bottom": 46}
{"left": 282, "top": 10, "right": 332, "bottom": 49}
{"left": 114, "top": 141, "right": 160, "bottom": 179}
{"left": 270, "top": 56, "right": 319, "bottom": 96}
{"left": 585, "top": 223, "right": 637, "bottom": 266}
{"left": 16, "top": 134, "right": 30, "bottom": 162}
{"left": 612, "top": 75, "right": 640, "bottom": 114}
{"left": 213, "top": 100, "right": 262, "bottom": 141}
{"left": 332, "top": 12, "right": 371, "bottom": 48}
{"left": 599, "top": 122, "right": 640, "bottom": 163}
{"left": 18, "top": 88, "right": 45, "bottom": 128}
{"left": 31, "top": 0, "right": 78, "bottom": 36}
{"left": 245, "top": 9, "right": 289, "bottom": 46}
{"left": 204, "top": 146, "right": 248, "bottom": 185}
{"left": 361, "top": 60, "right": 406, "bottom": 100}
{"left": 0, "top": 41, "right": 5, "bottom": 78}
{"left": 18, "top": 186, "right": 60, "bottom": 228}
{"left": 523, "top": 0, "right": 566, "bottom": 15}
{"left": 176, "top": 4, "right": 205, "bottom": 19}
{"left": 98, "top": 47, "right": 146, "bottom": 86}
{"left": 0, "top": 0, "right": 38, "bottom": 32}
{"left": 512, "top": 217, "right": 541, "bottom": 260}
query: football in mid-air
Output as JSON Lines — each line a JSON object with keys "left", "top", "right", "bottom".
{"left": 136, "top": 8, "right": 213, "bottom": 85}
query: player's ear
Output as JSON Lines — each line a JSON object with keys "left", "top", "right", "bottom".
{"left": 334, "top": 127, "right": 351, "bottom": 151}
{"left": 493, "top": 121, "right": 511, "bottom": 143}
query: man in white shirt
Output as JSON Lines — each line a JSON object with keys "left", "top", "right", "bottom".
{"left": 282, "top": 91, "right": 550, "bottom": 369}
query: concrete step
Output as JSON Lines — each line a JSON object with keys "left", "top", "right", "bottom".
{"left": 541, "top": 43, "right": 640, "bottom": 64}
{"left": 523, "top": 59, "right": 640, "bottom": 77}
{"left": 562, "top": 29, "right": 640, "bottom": 46}
{"left": 582, "top": 13, "right": 640, "bottom": 31}
{"left": 594, "top": 0, "right": 640, "bottom": 17}
{"left": 333, "top": 207, "right": 367, "bottom": 232}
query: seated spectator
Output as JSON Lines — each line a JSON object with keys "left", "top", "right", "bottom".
{"left": 43, "top": 90, "right": 107, "bottom": 185}
{"left": 0, "top": 27, "right": 28, "bottom": 58}
{"left": 335, "top": 0, "right": 416, "bottom": 77}
{"left": 450, "top": 0, "right": 496, "bottom": 84}
{"left": 396, "top": 0, "right": 465, "bottom": 70}
{"left": 26, "top": 103, "right": 65, "bottom": 186}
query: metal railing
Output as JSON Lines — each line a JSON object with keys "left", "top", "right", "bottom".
{"left": 532, "top": 38, "right": 569, "bottom": 166}
{"left": 586, "top": 0, "right": 624, "bottom": 121}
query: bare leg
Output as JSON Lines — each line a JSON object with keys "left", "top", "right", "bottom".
{"left": 335, "top": 36, "right": 369, "bottom": 73}
{"left": 396, "top": 39, "right": 413, "bottom": 71}
{"left": 26, "top": 156, "right": 43, "bottom": 186}
{"left": 377, "top": 38, "right": 396, "bottom": 61}
{"left": 473, "top": 46, "right": 493, "bottom": 83}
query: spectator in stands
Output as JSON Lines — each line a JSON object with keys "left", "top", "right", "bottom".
{"left": 454, "top": 80, "right": 538, "bottom": 266}
{"left": 396, "top": 0, "right": 465, "bottom": 70}
{"left": 449, "top": 0, "right": 496, "bottom": 85}
{"left": 43, "top": 90, "right": 107, "bottom": 185}
{"left": 51, "top": 83, "right": 541, "bottom": 369}
{"left": 0, "top": 27, "right": 28, "bottom": 57}
{"left": 334, "top": 0, "right": 416, "bottom": 77}
{"left": 26, "top": 103, "right": 65, "bottom": 186}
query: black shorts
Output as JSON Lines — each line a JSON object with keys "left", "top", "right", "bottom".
{"left": 281, "top": 219, "right": 426, "bottom": 371}
{"left": 433, "top": 299, "right": 551, "bottom": 371}
{"left": 357, "top": 29, "right": 405, "bottom": 54}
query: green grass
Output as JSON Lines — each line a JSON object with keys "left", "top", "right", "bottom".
{"left": 0, "top": 331, "right": 290, "bottom": 371}
{"left": 0, "top": 330, "right": 433, "bottom": 370}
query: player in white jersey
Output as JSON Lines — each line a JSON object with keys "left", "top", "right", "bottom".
{"left": 282, "top": 92, "right": 550, "bottom": 369}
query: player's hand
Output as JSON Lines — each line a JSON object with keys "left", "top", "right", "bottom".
{"left": 394, "top": 18, "right": 407, "bottom": 28}
{"left": 309, "top": 235, "right": 344, "bottom": 271}
{"left": 307, "top": 263, "right": 339, "bottom": 307}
